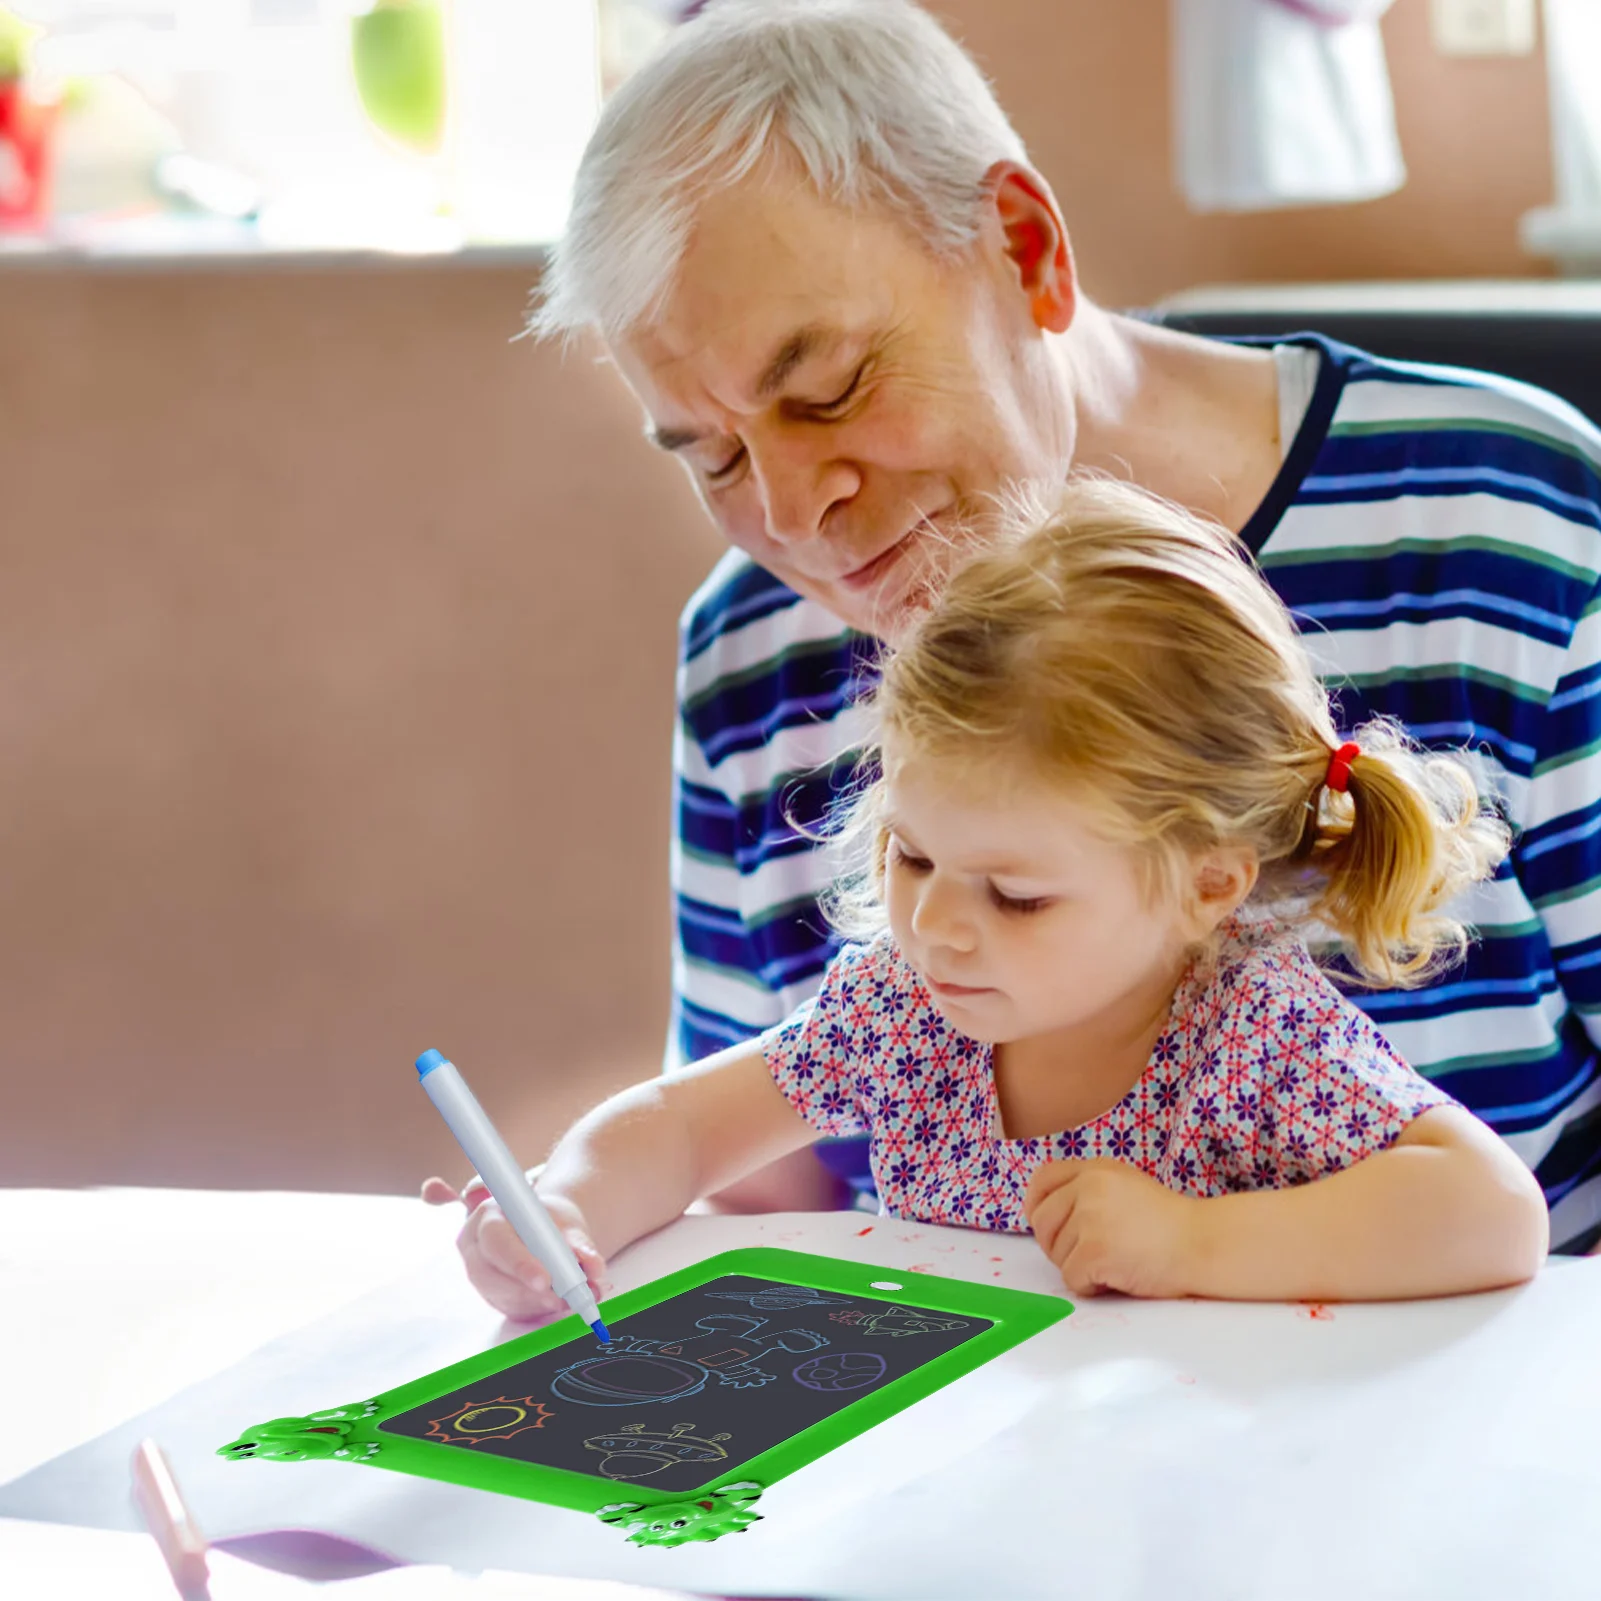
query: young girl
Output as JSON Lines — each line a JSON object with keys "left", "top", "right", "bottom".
{"left": 430, "top": 479, "right": 1548, "bottom": 1312}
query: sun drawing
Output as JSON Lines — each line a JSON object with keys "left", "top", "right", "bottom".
{"left": 425, "top": 1396, "right": 553, "bottom": 1446}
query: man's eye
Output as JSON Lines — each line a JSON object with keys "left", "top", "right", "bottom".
{"left": 989, "top": 885, "right": 1052, "bottom": 915}
{"left": 810, "top": 363, "right": 868, "bottom": 418}
{"left": 706, "top": 446, "right": 747, "bottom": 484}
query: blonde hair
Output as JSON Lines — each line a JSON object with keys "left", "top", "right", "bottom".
{"left": 532, "top": 0, "right": 1026, "bottom": 343}
{"left": 831, "top": 478, "right": 1510, "bottom": 988}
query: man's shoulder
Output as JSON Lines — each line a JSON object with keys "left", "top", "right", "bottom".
{"left": 680, "top": 553, "right": 859, "bottom": 660}
{"left": 1324, "top": 341, "right": 1601, "bottom": 480}
{"left": 1265, "top": 338, "right": 1601, "bottom": 621}
{"left": 678, "top": 552, "right": 871, "bottom": 690}
{"left": 681, "top": 551, "right": 800, "bottom": 659}
{"left": 674, "top": 553, "right": 879, "bottom": 788}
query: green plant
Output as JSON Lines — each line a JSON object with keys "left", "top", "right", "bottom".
{"left": 350, "top": 0, "right": 447, "bottom": 154}
{"left": 0, "top": 7, "right": 41, "bottom": 83}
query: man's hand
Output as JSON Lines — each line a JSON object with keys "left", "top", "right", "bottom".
{"left": 421, "top": 1175, "right": 612, "bottom": 1323}
{"left": 1023, "top": 1157, "right": 1200, "bottom": 1299}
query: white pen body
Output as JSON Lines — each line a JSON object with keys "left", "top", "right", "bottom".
{"left": 420, "top": 1058, "right": 600, "bottom": 1326}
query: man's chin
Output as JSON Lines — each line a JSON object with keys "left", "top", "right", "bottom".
{"left": 877, "top": 576, "right": 945, "bottom": 642}
{"left": 821, "top": 568, "right": 941, "bottom": 643}
{"left": 791, "top": 583, "right": 901, "bottom": 641}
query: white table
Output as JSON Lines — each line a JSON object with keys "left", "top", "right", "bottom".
{"left": 3, "top": 1188, "right": 1600, "bottom": 1600}
{"left": 0, "top": 1191, "right": 708, "bottom": 1598}
{"left": 0, "top": 1190, "right": 439, "bottom": 1594}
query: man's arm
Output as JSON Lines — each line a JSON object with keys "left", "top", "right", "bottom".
{"left": 1517, "top": 569, "right": 1601, "bottom": 1247}
{"left": 666, "top": 659, "right": 849, "bottom": 1214}
{"left": 1522, "top": 581, "right": 1601, "bottom": 1036}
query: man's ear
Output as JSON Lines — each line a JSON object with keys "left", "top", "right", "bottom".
{"left": 985, "top": 161, "right": 1076, "bottom": 335}
{"left": 1184, "top": 847, "right": 1260, "bottom": 938}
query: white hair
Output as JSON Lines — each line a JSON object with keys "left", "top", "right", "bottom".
{"left": 531, "top": 0, "right": 1028, "bottom": 344}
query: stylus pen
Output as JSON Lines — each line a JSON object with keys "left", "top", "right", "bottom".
{"left": 416, "top": 1048, "right": 610, "bottom": 1344}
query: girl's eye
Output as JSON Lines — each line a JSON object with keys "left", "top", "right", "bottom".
{"left": 890, "top": 842, "right": 932, "bottom": 874}
{"left": 989, "top": 885, "right": 1052, "bottom": 915}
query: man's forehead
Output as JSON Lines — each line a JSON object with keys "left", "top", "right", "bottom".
{"left": 614, "top": 176, "right": 914, "bottom": 384}
{"left": 615, "top": 301, "right": 872, "bottom": 449}
{"left": 619, "top": 309, "right": 848, "bottom": 389}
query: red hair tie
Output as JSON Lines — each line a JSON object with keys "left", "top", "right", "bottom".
{"left": 1325, "top": 741, "right": 1360, "bottom": 793}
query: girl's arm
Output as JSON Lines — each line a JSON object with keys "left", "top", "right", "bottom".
{"left": 422, "top": 1043, "right": 821, "bottom": 1320}
{"left": 1187, "top": 1105, "right": 1549, "bottom": 1299}
{"left": 535, "top": 1041, "right": 822, "bottom": 1260}
{"left": 1027, "top": 1106, "right": 1549, "bottom": 1302}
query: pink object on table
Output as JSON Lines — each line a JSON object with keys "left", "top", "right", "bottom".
{"left": 132, "top": 1439, "right": 408, "bottom": 1595}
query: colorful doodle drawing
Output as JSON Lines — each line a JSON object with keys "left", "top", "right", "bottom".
{"left": 825, "top": 1305, "right": 971, "bottom": 1338}
{"left": 790, "top": 1351, "right": 888, "bottom": 1394}
{"left": 705, "top": 1285, "right": 853, "bottom": 1312}
{"left": 553, "top": 1313, "right": 830, "bottom": 1404}
{"left": 582, "top": 1420, "right": 732, "bottom": 1480}
{"left": 551, "top": 1353, "right": 708, "bottom": 1407}
{"left": 424, "top": 1396, "right": 554, "bottom": 1447}
{"left": 598, "top": 1480, "right": 764, "bottom": 1548}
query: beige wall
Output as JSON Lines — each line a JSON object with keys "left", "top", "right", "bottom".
{"left": 940, "top": 0, "right": 1556, "bottom": 305}
{"left": 0, "top": 0, "right": 1563, "bottom": 1194}
{"left": 1, "top": 264, "right": 722, "bottom": 1191}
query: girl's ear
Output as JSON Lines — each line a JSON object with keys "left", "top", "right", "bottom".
{"left": 1183, "top": 847, "right": 1259, "bottom": 938}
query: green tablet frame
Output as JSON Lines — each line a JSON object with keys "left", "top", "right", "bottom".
{"left": 219, "top": 1246, "right": 1071, "bottom": 1521}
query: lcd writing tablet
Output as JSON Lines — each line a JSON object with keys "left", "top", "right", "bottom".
{"left": 218, "top": 1248, "right": 1071, "bottom": 1547}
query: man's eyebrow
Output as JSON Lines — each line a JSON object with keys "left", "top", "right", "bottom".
{"left": 647, "top": 423, "right": 703, "bottom": 453}
{"left": 644, "top": 324, "right": 843, "bottom": 451}
{"left": 756, "top": 324, "right": 838, "bottom": 400}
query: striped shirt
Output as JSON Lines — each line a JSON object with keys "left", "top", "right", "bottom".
{"left": 669, "top": 334, "right": 1601, "bottom": 1252}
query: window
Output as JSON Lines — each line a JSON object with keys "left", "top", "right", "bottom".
{"left": 10, "top": 0, "right": 617, "bottom": 253}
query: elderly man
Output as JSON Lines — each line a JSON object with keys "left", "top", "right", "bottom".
{"left": 432, "top": 0, "right": 1601, "bottom": 1288}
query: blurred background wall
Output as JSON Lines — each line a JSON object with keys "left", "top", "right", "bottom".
{"left": 0, "top": 0, "right": 1567, "bottom": 1192}
{"left": 981, "top": 0, "right": 1553, "bottom": 304}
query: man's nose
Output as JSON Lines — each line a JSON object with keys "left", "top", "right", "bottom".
{"left": 910, "top": 875, "right": 977, "bottom": 953}
{"left": 747, "top": 433, "right": 861, "bottom": 548}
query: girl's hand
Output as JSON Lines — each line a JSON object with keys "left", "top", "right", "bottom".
{"left": 1024, "top": 1158, "right": 1199, "bottom": 1299}
{"left": 420, "top": 1175, "right": 613, "bottom": 1323}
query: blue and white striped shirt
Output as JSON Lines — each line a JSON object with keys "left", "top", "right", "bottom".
{"left": 668, "top": 336, "right": 1601, "bottom": 1251}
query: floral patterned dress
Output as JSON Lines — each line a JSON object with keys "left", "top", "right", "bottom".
{"left": 759, "top": 918, "right": 1454, "bottom": 1232}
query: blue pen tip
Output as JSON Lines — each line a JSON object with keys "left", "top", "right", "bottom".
{"left": 592, "top": 1320, "right": 610, "bottom": 1345}
{"left": 416, "top": 1048, "right": 447, "bottom": 1079}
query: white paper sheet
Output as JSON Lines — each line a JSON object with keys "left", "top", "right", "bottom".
{"left": 0, "top": 1520, "right": 705, "bottom": 1600}
{"left": 4, "top": 1210, "right": 1600, "bottom": 1601}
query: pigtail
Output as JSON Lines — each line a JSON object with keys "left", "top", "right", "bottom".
{"left": 1303, "top": 719, "right": 1510, "bottom": 987}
